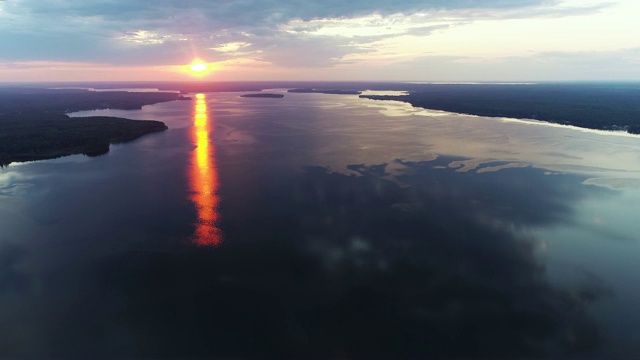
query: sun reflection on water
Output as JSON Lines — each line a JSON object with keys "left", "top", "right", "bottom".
{"left": 190, "top": 93, "right": 222, "bottom": 246}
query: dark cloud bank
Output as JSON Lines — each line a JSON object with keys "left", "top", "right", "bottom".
{"left": 27, "top": 0, "right": 550, "bottom": 23}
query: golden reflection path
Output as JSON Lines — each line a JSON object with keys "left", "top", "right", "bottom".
{"left": 190, "top": 93, "right": 222, "bottom": 246}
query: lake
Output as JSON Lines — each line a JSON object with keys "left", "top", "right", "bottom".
{"left": 1, "top": 89, "right": 639, "bottom": 357}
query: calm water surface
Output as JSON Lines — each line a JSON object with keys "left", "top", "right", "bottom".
{"left": 1, "top": 90, "right": 639, "bottom": 357}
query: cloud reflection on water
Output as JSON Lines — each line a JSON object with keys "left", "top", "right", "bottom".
{"left": 83, "top": 159, "right": 610, "bottom": 357}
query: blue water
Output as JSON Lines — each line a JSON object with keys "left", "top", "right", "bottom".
{"left": 1, "top": 90, "right": 639, "bottom": 357}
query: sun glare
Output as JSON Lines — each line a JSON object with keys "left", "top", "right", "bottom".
{"left": 190, "top": 60, "right": 208, "bottom": 74}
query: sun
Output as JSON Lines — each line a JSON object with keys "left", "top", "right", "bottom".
{"left": 189, "top": 60, "right": 208, "bottom": 74}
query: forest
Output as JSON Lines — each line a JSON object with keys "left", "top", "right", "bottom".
{"left": 360, "top": 83, "right": 640, "bottom": 134}
{"left": 0, "top": 88, "right": 177, "bottom": 166}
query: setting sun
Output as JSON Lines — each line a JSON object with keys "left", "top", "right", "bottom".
{"left": 190, "top": 60, "right": 208, "bottom": 74}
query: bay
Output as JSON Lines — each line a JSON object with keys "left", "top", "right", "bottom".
{"left": 1, "top": 89, "right": 639, "bottom": 357}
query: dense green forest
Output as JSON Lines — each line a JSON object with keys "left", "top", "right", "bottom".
{"left": 0, "top": 113, "right": 167, "bottom": 166}
{"left": 0, "top": 89, "right": 178, "bottom": 166}
{"left": 360, "top": 83, "right": 640, "bottom": 134}
{"left": 0, "top": 88, "right": 188, "bottom": 114}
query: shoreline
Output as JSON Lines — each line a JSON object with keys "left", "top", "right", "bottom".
{"left": 0, "top": 89, "right": 183, "bottom": 166}
{"left": 360, "top": 91, "right": 640, "bottom": 135}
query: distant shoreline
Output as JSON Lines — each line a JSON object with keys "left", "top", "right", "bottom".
{"left": 0, "top": 89, "right": 182, "bottom": 166}
{"left": 240, "top": 93, "right": 284, "bottom": 98}
{"left": 288, "top": 88, "right": 362, "bottom": 95}
{"left": 359, "top": 83, "right": 640, "bottom": 135}
{"left": 3, "top": 82, "right": 640, "bottom": 166}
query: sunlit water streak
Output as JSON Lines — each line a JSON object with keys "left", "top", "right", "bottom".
{"left": 190, "top": 93, "right": 222, "bottom": 246}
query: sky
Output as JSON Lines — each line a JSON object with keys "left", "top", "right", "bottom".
{"left": 0, "top": 0, "right": 638, "bottom": 82}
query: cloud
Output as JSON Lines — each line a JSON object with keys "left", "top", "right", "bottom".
{"left": 254, "top": 33, "right": 371, "bottom": 68}
{"left": 11, "top": 0, "right": 553, "bottom": 25}
{"left": 116, "top": 30, "right": 172, "bottom": 45}
{"left": 210, "top": 41, "right": 251, "bottom": 54}
{"left": 3, "top": 0, "right": 635, "bottom": 82}
{"left": 0, "top": 0, "right": 610, "bottom": 69}
{"left": 333, "top": 46, "right": 640, "bottom": 82}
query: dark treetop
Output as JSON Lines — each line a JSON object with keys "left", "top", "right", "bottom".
{"left": 0, "top": 88, "right": 184, "bottom": 166}
{"left": 360, "top": 83, "right": 640, "bottom": 134}
{"left": 240, "top": 93, "right": 285, "bottom": 98}
{"left": 288, "top": 88, "right": 362, "bottom": 95}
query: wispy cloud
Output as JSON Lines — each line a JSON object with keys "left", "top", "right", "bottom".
{"left": 116, "top": 30, "right": 175, "bottom": 45}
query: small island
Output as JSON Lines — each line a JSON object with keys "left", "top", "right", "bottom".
{"left": 288, "top": 88, "right": 361, "bottom": 95}
{"left": 240, "top": 93, "right": 285, "bottom": 98}
{"left": 0, "top": 88, "right": 181, "bottom": 166}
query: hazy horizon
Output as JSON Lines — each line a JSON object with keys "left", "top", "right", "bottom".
{"left": 3, "top": 80, "right": 640, "bottom": 86}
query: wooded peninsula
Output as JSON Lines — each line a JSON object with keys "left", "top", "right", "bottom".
{"left": 0, "top": 88, "right": 186, "bottom": 166}
{"left": 359, "top": 83, "right": 640, "bottom": 134}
